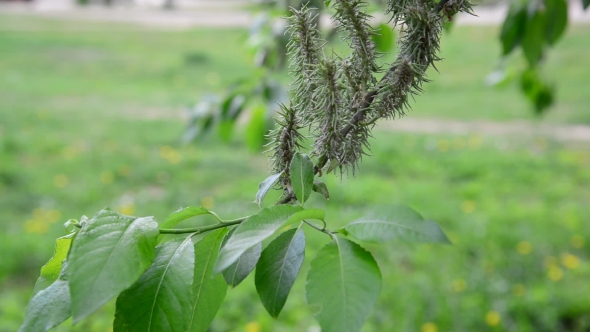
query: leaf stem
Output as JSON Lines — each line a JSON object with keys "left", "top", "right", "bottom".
{"left": 159, "top": 217, "right": 247, "bottom": 235}
{"left": 303, "top": 220, "right": 333, "bottom": 239}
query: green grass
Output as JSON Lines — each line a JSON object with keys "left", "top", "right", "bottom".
{"left": 1, "top": 14, "right": 590, "bottom": 332}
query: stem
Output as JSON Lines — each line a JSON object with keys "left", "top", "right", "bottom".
{"left": 159, "top": 218, "right": 245, "bottom": 235}
{"left": 303, "top": 220, "right": 333, "bottom": 239}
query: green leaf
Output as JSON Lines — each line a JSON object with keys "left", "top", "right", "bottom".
{"left": 306, "top": 238, "right": 381, "bottom": 332}
{"left": 215, "top": 205, "right": 303, "bottom": 272}
{"left": 312, "top": 180, "right": 330, "bottom": 200}
{"left": 159, "top": 206, "right": 211, "bottom": 229}
{"left": 255, "top": 173, "right": 282, "bottom": 207}
{"left": 222, "top": 242, "right": 262, "bottom": 287}
{"left": 68, "top": 209, "right": 159, "bottom": 323}
{"left": 114, "top": 237, "right": 194, "bottom": 332}
{"left": 188, "top": 229, "right": 228, "bottom": 332}
{"left": 289, "top": 153, "right": 314, "bottom": 205}
{"left": 371, "top": 23, "right": 395, "bottom": 53}
{"left": 324, "top": 0, "right": 332, "bottom": 7}
{"left": 545, "top": 0, "right": 568, "bottom": 45}
{"left": 20, "top": 265, "right": 71, "bottom": 332}
{"left": 245, "top": 105, "right": 268, "bottom": 151}
{"left": 584, "top": 0, "right": 590, "bottom": 10}
{"left": 32, "top": 233, "right": 74, "bottom": 295}
{"left": 255, "top": 228, "right": 305, "bottom": 317}
{"left": 500, "top": 6, "right": 527, "bottom": 55}
{"left": 522, "top": 9, "right": 547, "bottom": 67}
{"left": 344, "top": 205, "right": 451, "bottom": 244}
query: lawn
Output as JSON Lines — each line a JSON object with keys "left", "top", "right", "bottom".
{"left": 1, "top": 13, "right": 589, "bottom": 332}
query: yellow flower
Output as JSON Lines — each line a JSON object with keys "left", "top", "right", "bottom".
{"left": 159, "top": 146, "right": 183, "bottom": 165}
{"left": 54, "top": 174, "right": 69, "bottom": 188}
{"left": 571, "top": 235, "right": 584, "bottom": 249}
{"left": 101, "top": 171, "right": 114, "bottom": 184}
{"left": 46, "top": 209, "right": 62, "bottom": 223}
{"left": 421, "top": 322, "right": 437, "bottom": 332}
{"left": 461, "top": 200, "right": 476, "bottom": 214}
{"left": 118, "top": 204, "right": 136, "bottom": 216}
{"left": 516, "top": 241, "right": 532, "bottom": 255}
{"left": 452, "top": 279, "right": 466, "bottom": 293}
{"left": 547, "top": 266, "right": 563, "bottom": 282}
{"left": 561, "top": 253, "right": 580, "bottom": 270}
{"left": 468, "top": 135, "right": 482, "bottom": 150}
{"left": 24, "top": 219, "right": 49, "bottom": 234}
{"left": 485, "top": 311, "right": 501, "bottom": 327}
{"left": 512, "top": 284, "right": 525, "bottom": 297}
{"left": 437, "top": 139, "right": 450, "bottom": 152}
{"left": 245, "top": 322, "right": 261, "bottom": 332}
{"left": 201, "top": 196, "right": 215, "bottom": 210}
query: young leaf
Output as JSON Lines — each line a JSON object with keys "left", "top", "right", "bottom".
{"left": 19, "top": 265, "right": 71, "bottom": 332}
{"left": 290, "top": 153, "right": 314, "bottom": 205}
{"left": 114, "top": 237, "right": 194, "bottom": 332}
{"left": 255, "top": 173, "right": 282, "bottom": 207}
{"left": 215, "top": 205, "right": 303, "bottom": 273}
{"left": 159, "top": 206, "right": 211, "bottom": 229}
{"left": 222, "top": 242, "right": 262, "bottom": 287}
{"left": 188, "top": 229, "right": 229, "bottom": 332}
{"left": 306, "top": 238, "right": 381, "bottom": 332}
{"left": 343, "top": 205, "right": 451, "bottom": 244}
{"left": 312, "top": 180, "right": 330, "bottom": 200}
{"left": 32, "top": 233, "right": 74, "bottom": 296}
{"left": 522, "top": 9, "right": 547, "bottom": 67}
{"left": 255, "top": 228, "right": 305, "bottom": 317}
{"left": 544, "top": 0, "right": 568, "bottom": 45}
{"left": 68, "top": 209, "right": 159, "bottom": 323}
{"left": 499, "top": 5, "right": 527, "bottom": 55}
{"left": 371, "top": 23, "right": 395, "bottom": 53}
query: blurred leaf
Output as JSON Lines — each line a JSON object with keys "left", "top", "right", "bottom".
{"left": 522, "top": 8, "right": 547, "bottom": 67}
{"left": 221, "top": 95, "right": 247, "bottom": 121}
{"left": 159, "top": 206, "right": 211, "bottom": 229}
{"left": 20, "top": 265, "right": 71, "bottom": 332}
{"left": 312, "top": 180, "right": 330, "bottom": 200}
{"left": 545, "top": 0, "right": 568, "bottom": 45}
{"left": 371, "top": 23, "right": 395, "bottom": 53}
{"left": 534, "top": 83, "right": 555, "bottom": 115}
{"left": 443, "top": 19, "right": 455, "bottom": 33}
{"left": 217, "top": 120, "right": 234, "bottom": 143}
{"left": 500, "top": 6, "right": 527, "bottom": 55}
{"left": 343, "top": 204, "right": 451, "bottom": 244}
{"left": 256, "top": 228, "right": 305, "bottom": 317}
{"left": 245, "top": 105, "right": 268, "bottom": 151}
{"left": 306, "top": 238, "right": 381, "bottom": 332}
{"left": 215, "top": 205, "right": 303, "bottom": 272}
{"left": 485, "top": 67, "right": 518, "bottom": 88}
{"left": 32, "top": 233, "right": 74, "bottom": 296}
{"left": 255, "top": 173, "right": 282, "bottom": 207}
{"left": 188, "top": 229, "right": 228, "bottom": 332}
{"left": 583, "top": 0, "right": 589, "bottom": 10}
{"left": 325, "top": 0, "right": 332, "bottom": 7}
{"left": 290, "top": 153, "right": 314, "bottom": 205}
{"left": 114, "top": 237, "right": 194, "bottom": 332}
{"left": 68, "top": 209, "right": 159, "bottom": 323}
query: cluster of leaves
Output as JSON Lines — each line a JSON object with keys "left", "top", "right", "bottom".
{"left": 21, "top": 152, "right": 450, "bottom": 332}
{"left": 491, "top": 0, "right": 589, "bottom": 115}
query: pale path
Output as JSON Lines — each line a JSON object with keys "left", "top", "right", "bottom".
{"left": 1, "top": 0, "right": 590, "bottom": 29}
{"left": 377, "top": 118, "right": 590, "bottom": 142}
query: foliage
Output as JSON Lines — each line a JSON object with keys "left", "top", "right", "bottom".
{"left": 17, "top": 1, "right": 478, "bottom": 331}
{"left": 490, "top": 0, "right": 588, "bottom": 115}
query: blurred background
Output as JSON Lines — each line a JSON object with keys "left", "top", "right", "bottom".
{"left": 1, "top": 0, "right": 590, "bottom": 331}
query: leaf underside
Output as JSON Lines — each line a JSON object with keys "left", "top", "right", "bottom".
{"left": 215, "top": 205, "right": 302, "bottom": 272}
{"left": 345, "top": 204, "right": 451, "bottom": 244}
{"left": 255, "top": 173, "right": 282, "bottom": 207}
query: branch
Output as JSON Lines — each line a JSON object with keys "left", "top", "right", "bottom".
{"left": 158, "top": 218, "right": 246, "bottom": 235}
